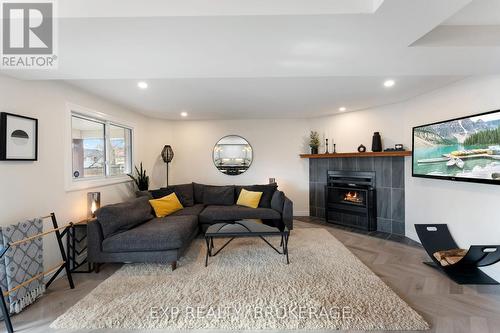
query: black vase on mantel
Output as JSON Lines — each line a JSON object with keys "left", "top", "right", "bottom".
{"left": 371, "top": 132, "right": 382, "bottom": 152}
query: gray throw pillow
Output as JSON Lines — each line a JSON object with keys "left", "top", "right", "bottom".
{"left": 96, "top": 197, "right": 154, "bottom": 238}
{"left": 202, "top": 185, "right": 235, "bottom": 206}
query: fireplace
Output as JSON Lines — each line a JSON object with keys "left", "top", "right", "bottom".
{"left": 325, "top": 171, "right": 377, "bottom": 231}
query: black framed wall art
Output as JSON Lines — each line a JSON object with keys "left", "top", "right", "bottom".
{"left": 0, "top": 112, "right": 38, "bottom": 161}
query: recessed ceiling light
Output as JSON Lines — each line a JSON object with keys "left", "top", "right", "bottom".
{"left": 339, "top": 107, "right": 347, "bottom": 112}
{"left": 137, "top": 81, "right": 148, "bottom": 89}
{"left": 383, "top": 79, "right": 395, "bottom": 88}
{"left": 180, "top": 111, "right": 188, "bottom": 117}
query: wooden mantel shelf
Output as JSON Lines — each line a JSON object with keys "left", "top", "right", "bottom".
{"left": 300, "top": 151, "right": 412, "bottom": 159}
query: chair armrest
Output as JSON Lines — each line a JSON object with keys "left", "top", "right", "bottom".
{"left": 87, "top": 219, "right": 104, "bottom": 263}
{"left": 282, "top": 196, "right": 293, "bottom": 230}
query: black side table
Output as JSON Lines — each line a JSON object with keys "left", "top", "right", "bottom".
{"left": 66, "top": 218, "right": 94, "bottom": 273}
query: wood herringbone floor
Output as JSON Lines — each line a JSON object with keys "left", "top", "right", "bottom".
{"left": 8, "top": 219, "right": 500, "bottom": 333}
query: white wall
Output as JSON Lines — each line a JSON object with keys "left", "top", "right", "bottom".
{"left": 310, "top": 76, "right": 500, "bottom": 280}
{"left": 169, "top": 119, "right": 310, "bottom": 215}
{"left": 0, "top": 75, "right": 171, "bottom": 272}
{"left": 3, "top": 74, "right": 499, "bottom": 281}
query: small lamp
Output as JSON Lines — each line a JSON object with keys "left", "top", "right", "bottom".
{"left": 161, "top": 145, "right": 174, "bottom": 187}
{"left": 87, "top": 192, "right": 101, "bottom": 218}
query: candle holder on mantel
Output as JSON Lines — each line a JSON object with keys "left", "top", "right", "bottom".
{"left": 325, "top": 139, "right": 329, "bottom": 154}
{"left": 332, "top": 143, "right": 337, "bottom": 154}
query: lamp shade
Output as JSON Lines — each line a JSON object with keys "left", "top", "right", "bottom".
{"left": 161, "top": 145, "right": 174, "bottom": 163}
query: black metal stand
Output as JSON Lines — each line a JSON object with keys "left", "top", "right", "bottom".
{"left": 66, "top": 221, "right": 93, "bottom": 273}
{"left": 0, "top": 213, "right": 75, "bottom": 333}
{"left": 415, "top": 224, "right": 500, "bottom": 285}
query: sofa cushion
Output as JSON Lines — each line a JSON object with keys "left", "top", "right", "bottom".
{"left": 202, "top": 185, "right": 235, "bottom": 206}
{"left": 136, "top": 190, "right": 153, "bottom": 199}
{"left": 95, "top": 197, "right": 154, "bottom": 238}
{"left": 102, "top": 215, "right": 198, "bottom": 253}
{"left": 193, "top": 182, "right": 205, "bottom": 204}
{"left": 170, "top": 183, "right": 194, "bottom": 207}
{"left": 150, "top": 183, "right": 194, "bottom": 207}
{"left": 235, "top": 184, "right": 277, "bottom": 208}
{"left": 271, "top": 190, "right": 285, "bottom": 213}
{"left": 150, "top": 187, "right": 171, "bottom": 199}
{"left": 169, "top": 204, "right": 205, "bottom": 217}
{"left": 199, "top": 205, "right": 281, "bottom": 224}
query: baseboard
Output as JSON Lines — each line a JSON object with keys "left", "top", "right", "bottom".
{"left": 293, "top": 211, "right": 309, "bottom": 217}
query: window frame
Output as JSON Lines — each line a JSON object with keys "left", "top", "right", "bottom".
{"left": 65, "top": 103, "right": 134, "bottom": 192}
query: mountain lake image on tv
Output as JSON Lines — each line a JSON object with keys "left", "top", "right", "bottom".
{"left": 413, "top": 110, "right": 500, "bottom": 183}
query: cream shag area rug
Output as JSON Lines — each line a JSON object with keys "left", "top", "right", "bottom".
{"left": 51, "top": 228, "right": 429, "bottom": 330}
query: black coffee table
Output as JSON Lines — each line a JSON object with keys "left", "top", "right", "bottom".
{"left": 204, "top": 219, "right": 290, "bottom": 267}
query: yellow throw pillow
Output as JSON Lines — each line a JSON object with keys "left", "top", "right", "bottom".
{"left": 149, "top": 193, "right": 183, "bottom": 217}
{"left": 236, "top": 189, "right": 263, "bottom": 209}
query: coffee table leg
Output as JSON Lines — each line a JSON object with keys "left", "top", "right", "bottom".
{"left": 284, "top": 233, "right": 290, "bottom": 264}
{"left": 205, "top": 237, "right": 210, "bottom": 267}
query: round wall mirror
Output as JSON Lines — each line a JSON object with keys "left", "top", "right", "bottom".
{"left": 213, "top": 135, "right": 253, "bottom": 175}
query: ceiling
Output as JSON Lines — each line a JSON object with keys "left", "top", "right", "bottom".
{"left": 3, "top": 0, "right": 500, "bottom": 119}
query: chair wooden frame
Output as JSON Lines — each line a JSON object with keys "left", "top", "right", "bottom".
{"left": 415, "top": 224, "right": 500, "bottom": 285}
{"left": 0, "top": 213, "right": 75, "bottom": 333}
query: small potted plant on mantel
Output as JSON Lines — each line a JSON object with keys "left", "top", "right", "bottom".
{"left": 309, "top": 131, "right": 320, "bottom": 154}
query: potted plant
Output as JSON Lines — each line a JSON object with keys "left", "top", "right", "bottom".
{"left": 127, "top": 162, "right": 150, "bottom": 191}
{"left": 309, "top": 131, "right": 320, "bottom": 154}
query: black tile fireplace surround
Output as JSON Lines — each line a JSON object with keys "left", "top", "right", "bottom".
{"left": 309, "top": 156, "right": 405, "bottom": 235}
{"left": 326, "top": 170, "right": 377, "bottom": 231}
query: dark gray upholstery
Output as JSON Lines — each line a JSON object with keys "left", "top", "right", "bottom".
{"left": 95, "top": 197, "right": 154, "bottom": 238}
{"left": 235, "top": 184, "right": 277, "bottom": 208}
{"left": 193, "top": 183, "right": 204, "bottom": 204}
{"left": 169, "top": 183, "right": 194, "bottom": 207}
{"left": 136, "top": 190, "right": 153, "bottom": 199}
{"left": 88, "top": 182, "right": 293, "bottom": 269}
{"left": 271, "top": 190, "right": 285, "bottom": 213}
{"left": 102, "top": 216, "right": 198, "bottom": 252}
{"left": 202, "top": 185, "right": 235, "bottom": 206}
{"left": 149, "top": 183, "right": 194, "bottom": 207}
{"left": 283, "top": 196, "right": 293, "bottom": 230}
{"left": 169, "top": 204, "right": 205, "bottom": 217}
{"left": 199, "top": 205, "right": 281, "bottom": 224}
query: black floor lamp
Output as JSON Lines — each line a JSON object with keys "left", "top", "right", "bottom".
{"left": 161, "top": 145, "right": 174, "bottom": 187}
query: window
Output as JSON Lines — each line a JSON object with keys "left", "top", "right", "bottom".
{"left": 71, "top": 113, "right": 132, "bottom": 181}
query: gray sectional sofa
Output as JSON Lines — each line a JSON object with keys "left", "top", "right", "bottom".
{"left": 87, "top": 183, "right": 293, "bottom": 270}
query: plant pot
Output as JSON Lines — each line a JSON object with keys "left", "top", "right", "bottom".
{"left": 310, "top": 146, "right": 319, "bottom": 154}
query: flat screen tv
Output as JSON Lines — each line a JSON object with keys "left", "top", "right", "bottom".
{"left": 412, "top": 109, "right": 500, "bottom": 185}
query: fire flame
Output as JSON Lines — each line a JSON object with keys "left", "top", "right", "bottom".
{"left": 344, "top": 191, "right": 362, "bottom": 203}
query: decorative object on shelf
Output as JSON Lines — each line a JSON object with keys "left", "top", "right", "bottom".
{"left": 325, "top": 138, "right": 329, "bottom": 154}
{"left": 358, "top": 144, "right": 366, "bottom": 153}
{"left": 213, "top": 135, "right": 253, "bottom": 176}
{"left": 333, "top": 143, "right": 337, "bottom": 154}
{"left": 161, "top": 145, "right": 174, "bottom": 186}
{"left": 0, "top": 112, "right": 38, "bottom": 161}
{"left": 87, "top": 192, "right": 101, "bottom": 218}
{"left": 269, "top": 178, "right": 276, "bottom": 184}
{"left": 127, "top": 162, "right": 150, "bottom": 191}
{"left": 309, "top": 131, "right": 320, "bottom": 154}
{"left": 371, "top": 132, "right": 382, "bottom": 152}
{"left": 385, "top": 144, "right": 406, "bottom": 152}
